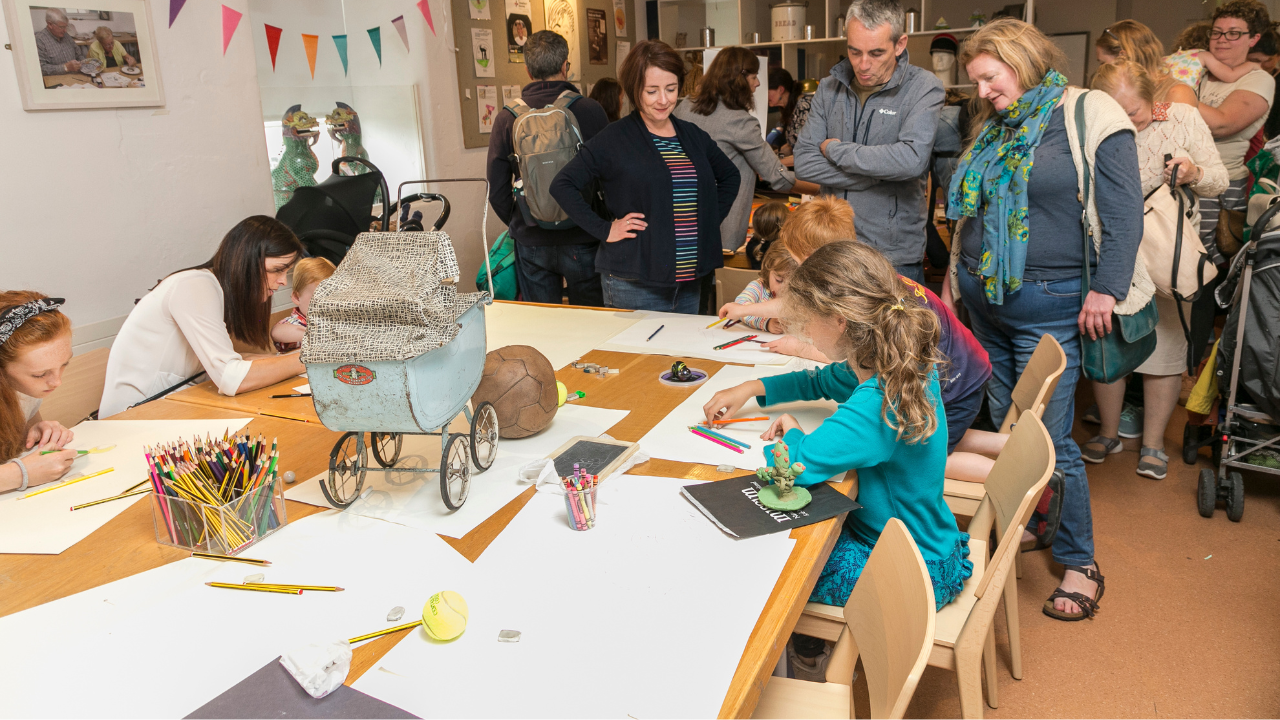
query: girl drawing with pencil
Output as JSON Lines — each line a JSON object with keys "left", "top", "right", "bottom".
{"left": 0, "top": 292, "right": 78, "bottom": 493}
{"left": 702, "top": 242, "right": 972, "bottom": 620}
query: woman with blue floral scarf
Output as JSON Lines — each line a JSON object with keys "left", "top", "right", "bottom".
{"left": 943, "top": 19, "right": 1150, "bottom": 622}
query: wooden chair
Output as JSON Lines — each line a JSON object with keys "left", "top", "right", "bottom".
{"left": 714, "top": 267, "right": 759, "bottom": 310}
{"left": 39, "top": 347, "right": 109, "bottom": 427}
{"left": 798, "top": 413, "right": 1056, "bottom": 718}
{"left": 753, "top": 518, "right": 935, "bottom": 719}
{"left": 944, "top": 333, "right": 1065, "bottom": 517}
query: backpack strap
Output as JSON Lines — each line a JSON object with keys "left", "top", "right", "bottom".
{"left": 553, "top": 90, "right": 582, "bottom": 110}
{"left": 504, "top": 98, "right": 530, "bottom": 119}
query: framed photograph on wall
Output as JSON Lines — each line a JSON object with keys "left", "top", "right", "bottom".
{"left": 3, "top": 0, "right": 165, "bottom": 111}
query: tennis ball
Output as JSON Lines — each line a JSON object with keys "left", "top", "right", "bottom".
{"left": 557, "top": 381, "right": 568, "bottom": 407}
{"left": 422, "top": 591, "right": 468, "bottom": 640}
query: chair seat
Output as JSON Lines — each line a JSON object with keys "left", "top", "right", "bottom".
{"left": 944, "top": 478, "right": 986, "bottom": 501}
{"left": 933, "top": 537, "right": 987, "bottom": 648}
{"left": 753, "top": 676, "right": 852, "bottom": 719}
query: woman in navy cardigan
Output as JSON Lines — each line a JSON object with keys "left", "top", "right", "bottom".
{"left": 550, "top": 40, "right": 740, "bottom": 313}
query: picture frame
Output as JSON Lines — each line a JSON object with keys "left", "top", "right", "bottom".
{"left": 1051, "top": 31, "right": 1091, "bottom": 88}
{"left": 3, "top": 0, "right": 165, "bottom": 111}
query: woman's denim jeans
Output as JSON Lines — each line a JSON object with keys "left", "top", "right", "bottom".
{"left": 959, "top": 268, "right": 1095, "bottom": 567}
{"left": 601, "top": 274, "right": 703, "bottom": 314}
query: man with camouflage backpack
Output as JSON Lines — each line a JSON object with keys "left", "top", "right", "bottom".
{"left": 486, "top": 31, "right": 609, "bottom": 305}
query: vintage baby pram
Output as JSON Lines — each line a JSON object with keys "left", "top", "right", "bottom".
{"left": 300, "top": 179, "right": 500, "bottom": 510}
{"left": 1194, "top": 202, "right": 1280, "bottom": 521}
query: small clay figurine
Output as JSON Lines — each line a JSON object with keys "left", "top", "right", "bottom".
{"left": 670, "top": 361, "right": 695, "bottom": 382}
{"left": 756, "top": 440, "right": 812, "bottom": 511}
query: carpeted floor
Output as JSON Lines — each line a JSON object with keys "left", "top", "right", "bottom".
{"left": 849, "top": 391, "right": 1280, "bottom": 718}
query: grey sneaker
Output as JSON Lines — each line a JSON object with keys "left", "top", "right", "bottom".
{"left": 1081, "top": 435, "right": 1123, "bottom": 464}
{"left": 1137, "top": 448, "right": 1168, "bottom": 480}
{"left": 787, "top": 643, "right": 831, "bottom": 683}
{"left": 1118, "top": 403, "right": 1144, "bottom": 439}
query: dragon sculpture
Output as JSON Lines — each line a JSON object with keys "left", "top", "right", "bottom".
{"left": 271, "top": 105, "right": 320, "bottom": 210}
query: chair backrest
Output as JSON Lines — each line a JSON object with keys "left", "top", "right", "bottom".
{"left": 715, "top": 267, "right": 759, "bottom": 310}
{"left": 39, "top": 347, "right": 109, "bottom": 427}
{"left": 975, "top": 412, "right": 1056, "bottom": 599}
{"left": 843, "top": 518, "right": 936, "bottom": 719}
{"left": 999, "top": 334, "right": 1066, "bottom": 433}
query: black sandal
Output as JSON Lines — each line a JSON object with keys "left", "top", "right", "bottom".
{"left": 1042, "top": 564, "right": 1105, "bottom": 621}
{"left": 1022, "top": 469, "right": 1064, "bottom": 552}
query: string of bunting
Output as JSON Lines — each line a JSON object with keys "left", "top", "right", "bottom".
{"left": 169, "top": 0, "right": 438, "bottom": 74}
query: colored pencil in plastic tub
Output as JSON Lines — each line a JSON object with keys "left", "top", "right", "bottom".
{"left": 206, "top": 582, "right": 300, "bottom": 595}
{"left": 688, "top": 427, "right": 745, "bottom": 454}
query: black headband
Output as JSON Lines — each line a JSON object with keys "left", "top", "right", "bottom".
{"left": 0, "top": 298, "right": 65, "bottom": 346}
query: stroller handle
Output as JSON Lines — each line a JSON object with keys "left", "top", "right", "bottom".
{"left": 396, "top": 179, "right": 493, "bottom": 302}
{"left": 332, "top": 156, "right": 391, "bottom": 231}
{"left": 1251, "top": 200, "right": 1280, "bottom": 250}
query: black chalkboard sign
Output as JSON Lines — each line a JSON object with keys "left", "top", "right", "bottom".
{"left": 546, "top": 436, "right": 639, "bottom": 479}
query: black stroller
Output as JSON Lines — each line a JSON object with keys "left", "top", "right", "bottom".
{"left": 1197, "top": 202, "right": 1280, "bottom": 521}
{"left": 276, "top": 157, "right": 452, "bottom": 264}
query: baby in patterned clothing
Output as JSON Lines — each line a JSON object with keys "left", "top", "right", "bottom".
{"left": 272, "top": 257, "right": 336, "bottom": 352}
{"left": 1166, "top": 48, "right": 1261, "bottom": 87}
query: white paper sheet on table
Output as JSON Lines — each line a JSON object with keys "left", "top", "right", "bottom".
{"left": 0, "top": 510, "right": 477, "bottom": 719}
{"left": 637, "top": 363, "right": 839, "bottom": 471}
{"left": 485, "top": 302, "right": 643, "bottom": 369}
{"left": 0, "top": 419, "right": 253, "bottom": 555}
{"left": 293, "top": 384, "right": 311, "bottom": 394}
{"left": 353, "top": 475, "right": 796, "bottom": 718}
{"left": 286, "top": 404, "right": 630, "bottom": 538}
{"left": 598, "top": 311, "right": 793, "bottom": 365}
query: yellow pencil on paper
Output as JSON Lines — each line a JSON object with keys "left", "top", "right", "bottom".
{"left": 260, "top": 411, "right": 313, "bottom": 424}
{"left": 19, "top": 467, "right": 115, "bottom": 499}
{"left": 349, "top": 619, "right": 424, "bottom": 644}
{"left": 206, "top": 582, "right": 300, "bottom": 595}
{"left": 190, "top": 551, "right": 272, "bottom": 566}
{"left": 70, "top": 487, "right": 149, "bottom": 511}
{"left": 706, "top": 317, "right": 726, "bottom": 329}
{"left": 246, "top": 582, "right": 344, "bottom": 592}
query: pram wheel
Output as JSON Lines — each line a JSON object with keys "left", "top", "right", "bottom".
{"left": 1225, "top": 471, "right": 1245, "bottom": 522}
{"left": 1182, "top": 424, "right": 1198, "bottom": 465}
{"left": 1197, "top": 469, "right": 1217, "bottom": 518}
{"left": 324, "top": 432, "right": 367, "bottom": 508}
{"left": 470, "top": 401, "right": 499, "bottom": 471}
{"left": 371, "top": 432, "right": 403, "bottom": 468}
{"left": 440, "top": 433, "right": 472, "bottom": 510}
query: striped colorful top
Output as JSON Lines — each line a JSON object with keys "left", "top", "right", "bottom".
{"left": 651, "top": 133, "right": 700, "bottom": 282}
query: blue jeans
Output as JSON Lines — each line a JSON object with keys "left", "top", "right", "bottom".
{"left": 897, "top": 262, "right": 926, "bottom": 285}
{"left": 601, "top": 274, "right": 703, "bottom": 313}
{"left": 516, "top": 243, "right": 604, "bottom": 306}
{"left": 958, "top": 268, "right": 1094, "bottom": 567}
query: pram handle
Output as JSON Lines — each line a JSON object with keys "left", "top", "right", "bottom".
{"left": 391, "top": 193, "right": 451, "bottom": 231}
{"left": 332, "top": 156, "right": 391, "bottom": 231}
{"left": 396, "top": 179, "right": 493, "bottom": 303}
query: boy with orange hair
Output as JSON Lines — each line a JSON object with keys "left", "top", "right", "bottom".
{"left": 271, "top": 257, "right": 336, "bottom": 352}
{"left": 718, "top": 196, "right": 999, "bottom": 482}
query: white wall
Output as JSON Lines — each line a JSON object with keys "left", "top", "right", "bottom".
{"left": 0, "top": 1, "right": 273, "bottom": 351}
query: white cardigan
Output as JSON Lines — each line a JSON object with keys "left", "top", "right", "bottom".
{"left": 100, "top": 270, "right": 253, "bottom": 418}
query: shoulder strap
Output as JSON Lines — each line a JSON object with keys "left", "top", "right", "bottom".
{"left": 504, "top": 98, "right": 530, "bottom": 119}
{"left": 1075, "top": 92, "right": 1093, "bottom": 299}
{"left": 553, "top": 90, "right": 582, "bottom": 109}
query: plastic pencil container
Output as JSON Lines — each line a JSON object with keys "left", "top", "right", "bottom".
{"left": 151, "top": 476, "right": 288, "bottom": 554}
{"left": 563, "top": 483, "right": 598, "bottom": 531}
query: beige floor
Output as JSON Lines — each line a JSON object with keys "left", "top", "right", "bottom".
{"left": 847, "top": 394, "right": 1280, "bottom": 718}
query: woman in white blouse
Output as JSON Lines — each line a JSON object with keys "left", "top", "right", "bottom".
{"left": 1087, "top": 61, "right": 1229, "bottom": 479}
{"left": 100, "top": 217, "right": 307, "bottom": 417}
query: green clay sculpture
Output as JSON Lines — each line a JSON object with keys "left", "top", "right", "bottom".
{"left": 755, "top": 440, "right": 812, "bottom": 511}
{"left": 272, "top": 105, "right": 320, "bottom": 210}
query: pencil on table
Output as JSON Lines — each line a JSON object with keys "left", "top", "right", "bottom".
{"left": 19, "top": 467, "right": 115, "bottom": 499}
{"left": 190, "top": 551, "right": 271, "bottom": 566}
{"left": 206, "top": 582, "right": 300, "bottom": 595}
{"left": 707, "top": 416, "right": 769, "bottom": 426}
{"left": 70, "top": 487, "right": 150, "bottom": 511}
{"left": 688, "top": 427, "right": 745, "bottom": 454}
{"left": 349, "top": 620, "right": 424, "bottom": 644}
{"left": 246, "top": 582, "right": 344, "bottom": 592}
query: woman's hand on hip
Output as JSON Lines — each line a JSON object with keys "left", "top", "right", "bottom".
{"left": 1078, "top": 290, "right": 1116, "bottom": 340}
{"left": 607, "top": 213, "right": 647, "bottom": 243}
{"left": 1164, "top": 156, "right": 1200, "bottom": 186}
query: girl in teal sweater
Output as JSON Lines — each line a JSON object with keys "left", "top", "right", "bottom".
{"left": 703, "top": 241, "right": 972, "bottom": 610}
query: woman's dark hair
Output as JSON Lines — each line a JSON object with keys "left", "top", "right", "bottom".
{"left": 590, "top": 77, "right": 623, "bottom": 122}
{"left": 182, "top": 216, "right": 303, "bottom": 349}
{"left": 691, "top": 46, "right": 760, "bottom": 115}
{"left": 618, "top": 40, "right": 684, "bottom": 110}
{"left": 768, "top": 66, "right": 802, "bottom": 131}
{"left": 1212, "top": 0, "right": 1272, "bottom": 38}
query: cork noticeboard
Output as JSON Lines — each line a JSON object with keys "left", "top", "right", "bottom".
{"left": 452, "top": 0, "right": 635, "bottom": 149}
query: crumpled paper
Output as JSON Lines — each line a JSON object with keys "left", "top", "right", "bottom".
{"left": 279, "top": 641, "right": 352, "bottom": 698}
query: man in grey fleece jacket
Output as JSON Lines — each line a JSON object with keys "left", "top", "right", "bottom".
{"left": 794, "top": 0, "right": 943, "bottom": 283}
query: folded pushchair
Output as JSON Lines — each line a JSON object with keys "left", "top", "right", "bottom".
{"left": 1196, "top": 202, "right": 1280, "bottom": 521}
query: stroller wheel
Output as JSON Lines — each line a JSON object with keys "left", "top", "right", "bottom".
{"left": 1225, "top": 471, "right": 1245, "bottom": 522}
{"left": 371, "top": 432, "right": 403, "bottom": 468}
{"left": 440, "top": 433, "right": 472, "bottom": 511}
{"left": 1182, "top": 424, "right": 1199, "bottom": 465}
{"left": 1197, "top": 469, "right": 1217, "bottom": 518}
{"left": 470, "top": 401, "right": 500, "bottom": 471}
{"left": 1212, "top": 436, "right": 1223, "bottom": 467}
{"left": 324, "top": 432, "right": 367, "bottom": 508}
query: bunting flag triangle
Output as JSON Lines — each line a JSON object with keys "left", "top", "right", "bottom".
{"left": 332, "top": 34, "right": 349, "bottom": 75}
{"left": 264, "top": 24, "right": 283, "bottom": 70}
{"left": 391, "top": 15, "right": 409, "bottom": 52}
{"left": 221, "top": 6, "right": 242, "bottom": 55}
{"left": 301, "top": 34, "right": 319, "bottom": 78}
{"left": 169, "top": 0, "right": 187, "bottom": 27}
{"left": 367, "top": 26, "right": 382, "bottom": 65}
{"left": 416, "top": 0, "right": 436, "bottom": 35}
